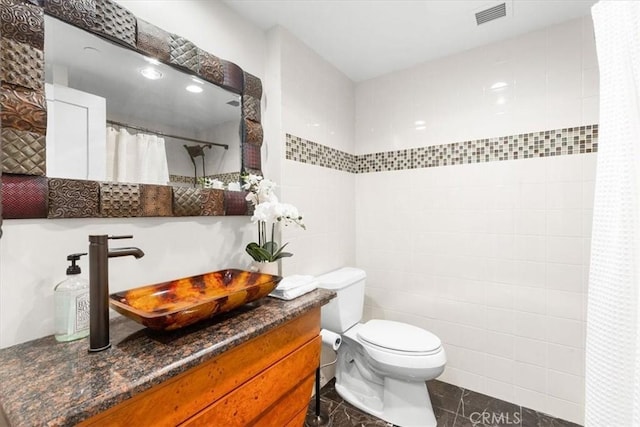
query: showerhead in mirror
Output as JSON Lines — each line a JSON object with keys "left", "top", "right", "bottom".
{"left": 184, "top": 144, "right": 213, "bottom": 187}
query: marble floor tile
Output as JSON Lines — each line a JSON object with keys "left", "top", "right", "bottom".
{"left": 308, "top": 379, "right": 582, "bottom": 427}
{"left": 306, "top": 396, "right": 343, "bottom": 418}
{"left": 330, "top": 403, "right": 392, "bottom": 427}
{"left": 428, "top": 379, "right": 464, "bottom": 413}
{"left": 434, "top": 406, "right": 458, "bottom": 427}
{"left": 457, "top": 388, "right": 521, "bottom": 427}
{"left": 520, "top": 408, "right": 582, "bottom": 427}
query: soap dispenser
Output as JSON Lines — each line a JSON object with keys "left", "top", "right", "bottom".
{"left": 54, "top": 253, "right": 90, "bottom": 342}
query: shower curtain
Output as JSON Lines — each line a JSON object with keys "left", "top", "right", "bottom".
{"left": 106, "top": 126, "right": 170, "bottom": 185}
{"left": 586, "top": 2, "right": 640, "bottom": 426}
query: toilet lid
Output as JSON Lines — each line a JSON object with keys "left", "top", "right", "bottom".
{"left": 357, "top": 320, "right": 441, "bottom": 353}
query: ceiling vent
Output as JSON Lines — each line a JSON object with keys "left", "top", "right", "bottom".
{"left": 475, "top": 3, "right": 506, "bottom": 25}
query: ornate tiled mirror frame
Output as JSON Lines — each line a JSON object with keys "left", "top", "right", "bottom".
{"left": 0, "top": 0, "right": 263, "bottom": 228}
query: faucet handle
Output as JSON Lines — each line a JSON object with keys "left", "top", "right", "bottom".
{"left": 108, "top": 235, "right": 133, "bottom": 240}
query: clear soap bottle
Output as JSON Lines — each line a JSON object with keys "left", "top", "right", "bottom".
{"left": 54, "top": 253, "right": 90, "bottom": 342}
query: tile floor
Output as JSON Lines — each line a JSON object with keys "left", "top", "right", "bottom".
{"left": 306, "top": 379, "right": 582, "bottom": 427}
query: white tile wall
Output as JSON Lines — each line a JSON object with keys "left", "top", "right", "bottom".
{"left": 356, "top": 155, "right": 595, "bottom": 424}
{"left": 355, "top": 17, "right": 597, "bottom": 424}
{"left": 355, "top": 17, "right": 598, "bottom": 154}
{"left": 274, "top": 28, "right": 356, "bottom": 276}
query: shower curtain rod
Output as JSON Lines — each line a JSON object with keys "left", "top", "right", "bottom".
{"left": 107, "top": 120, "right": 229, "bottom": 150}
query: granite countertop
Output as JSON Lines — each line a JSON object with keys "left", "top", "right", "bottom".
{"left": 0, "top": 289, "right": 335, "bottom": 427}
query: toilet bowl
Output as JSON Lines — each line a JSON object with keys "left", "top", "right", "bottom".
{"left": 316, "top": 268, "right": 446, "bottom": 427}
{"left": 348, "top": 320, "right": 446, "bottom": 380}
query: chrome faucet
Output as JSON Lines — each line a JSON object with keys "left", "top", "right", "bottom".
{"left": 88, "top": 235, "right": 144, "bottom": 352}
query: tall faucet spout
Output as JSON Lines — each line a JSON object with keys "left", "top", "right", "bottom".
{"left": 108, "top": 247, "right": 145, "bottom": 259}
{"left": 88, "top": 235, "right": 143, "bottom": 353}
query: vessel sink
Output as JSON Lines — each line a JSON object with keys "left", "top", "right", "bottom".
{"left": 109, "top": 269, "right": 281, "bottom": 331}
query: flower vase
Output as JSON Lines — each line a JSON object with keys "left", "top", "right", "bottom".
{"left": 252, "top": 261, "right": 280, "bottom": 276}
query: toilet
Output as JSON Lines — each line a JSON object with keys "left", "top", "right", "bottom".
{"left": 316, "top": 267, "right": 446, "bottom": 427}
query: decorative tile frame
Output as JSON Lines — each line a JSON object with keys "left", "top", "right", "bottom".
{"left": 99, "top": 182, "right": 140, "bottom": 218}
{"left": 201, "top": 189, "right": 224, "bottom": 216}
{"left": 2, "top": 174, "right": 48, "bottom": 219}
{"left": 224, "top": 191, "right": 250, "bottom": 216}
{"left": 139, "top": 184, "right": 172, "bottom": 217}
{"left": 48, "top": 178, "right": 99, "bottom": 218}
{"left": 285, "top": 125, "right": 599, "bottom": 174}
{"left": 0, "top": 0, "right": 263, "bottom": 222}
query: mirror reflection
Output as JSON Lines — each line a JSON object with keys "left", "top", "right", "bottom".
{"left": 44, "top": 16, "right": 242, "bottom": 189}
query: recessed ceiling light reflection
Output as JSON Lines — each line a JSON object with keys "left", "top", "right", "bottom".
{"left": 415, "top": 126, "right": 427, "bottom": 131}
{"left": 414, "top": 120, "right": 426, "bottom": 126}
{"left": 83, "top": 46, "right": 100, "bottom": 55}
{"left": 144, "top": 57, "right": 161, "bottom": 66}
{"left": 140, "top": 67, "right": 163, "bottom": 80}
{"left": 186, "top": 85, "right": 203, "bottom": 93}
{"left": 490, "top": 81, "right": 508, "bottom": 90}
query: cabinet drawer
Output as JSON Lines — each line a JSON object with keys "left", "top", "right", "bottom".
{"left": 80, "top": 308, "right": 320, "bottom": 427}
{"left": 181, "top": 336, "right": 320, "bottom": 426}
{"left": 285, "top": 407, "right": 309, "bottom": 427}
{"left": 253, "top": 373, "right": 315, "bottom": 427}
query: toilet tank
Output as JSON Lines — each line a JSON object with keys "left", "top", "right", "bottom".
{"left": 315, "top": 267, "right": 366, "bottom": 333}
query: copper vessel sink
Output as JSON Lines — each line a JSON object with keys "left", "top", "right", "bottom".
{"left": 109, "top": 269, "right": 281, "bottom": 331}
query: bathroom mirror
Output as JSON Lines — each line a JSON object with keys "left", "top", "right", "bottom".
{"left": 44, "top": 15, "right": 242, "bottom": 187}
{"left": 0, "top": 0, "right": 264, "bottom": 221}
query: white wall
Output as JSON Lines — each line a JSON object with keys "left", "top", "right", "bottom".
{"left": 274, "top": 27, "right": 356, "bottom": 277}
{"left": 0, "top": 1, "right": 267, "bottom": 348}
{"left": 356, "top": 17, "right": 598, "bottom": 153}
{"left": 355, "top": 17, "right": 597, "bottom": 424}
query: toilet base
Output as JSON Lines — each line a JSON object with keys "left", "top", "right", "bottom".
{"left": 336, "top": 375, "right": 437, "bottom": 427}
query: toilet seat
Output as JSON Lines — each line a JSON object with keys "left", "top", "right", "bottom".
{"left": 343, "top": 321, "right": 446, "bottom": 378}
{"left": 357, "top": 319, "right": 442, "bottom": 355}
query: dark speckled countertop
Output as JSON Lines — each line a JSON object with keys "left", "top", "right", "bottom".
{"left": 0, "top": 289, "right": 335, "bottom": 427}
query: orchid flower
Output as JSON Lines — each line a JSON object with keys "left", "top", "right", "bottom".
{"left": 242, "top": 175, "right": 305, "bottom": 263}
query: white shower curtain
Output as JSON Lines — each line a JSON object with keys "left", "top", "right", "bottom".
{"left": 106, "top": 126, "right": 170, "bottom": 185}
{"left": 586, "top": 2, "right": 640, "bottom": 426}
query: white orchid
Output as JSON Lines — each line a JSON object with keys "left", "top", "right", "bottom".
{"left": 244, "top": 175, "right": 278, "bottom": 206}
{"left": 242, "top": 175, "right": 305, "bottom": 263}
{"left": 275, "top": 203, "right": 305, "bottom": 228}
{"left": 250, "top": 201, "right": 278, "bottom": 223}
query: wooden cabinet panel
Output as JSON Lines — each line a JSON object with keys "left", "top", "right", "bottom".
{"left": 253, "top": 373, "right": 315, "bottom": 427}
{"left": 80, "top": 308, "right": 320, "bottom": 427}
{"left": 285, "top": 407, "right": 309, "bottom": 427}
{"left": 181, "top": 336, "right": 320, "bottom": 427}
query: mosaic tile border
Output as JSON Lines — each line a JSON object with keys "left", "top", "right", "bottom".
{"left": 285, "top": 125, "right": 598, "bottom": 174}
{"left": 169, "top": 172, "right": 241, "bottom": 187}
{"left": 285, "top": 134, "right": 357, "bottom": 173}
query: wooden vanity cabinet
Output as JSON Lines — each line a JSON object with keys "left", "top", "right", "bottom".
{"left": 79, "top": 308, "right": 321, "bottom": 427}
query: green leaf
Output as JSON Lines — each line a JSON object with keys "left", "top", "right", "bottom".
{"left": 245, "top": 242, "right": 273, "bottom": 262}
{"left": 271, "top": 243, "right": 294, "bottom": 260}
{"left": 275, "top": 252, "right": 293, "bottom": 259}
{"left": 247, "top": 241, "right": 296, "bottom": 262}
{"left": 262, "top": 241, "right": 279, "bottom": 256}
